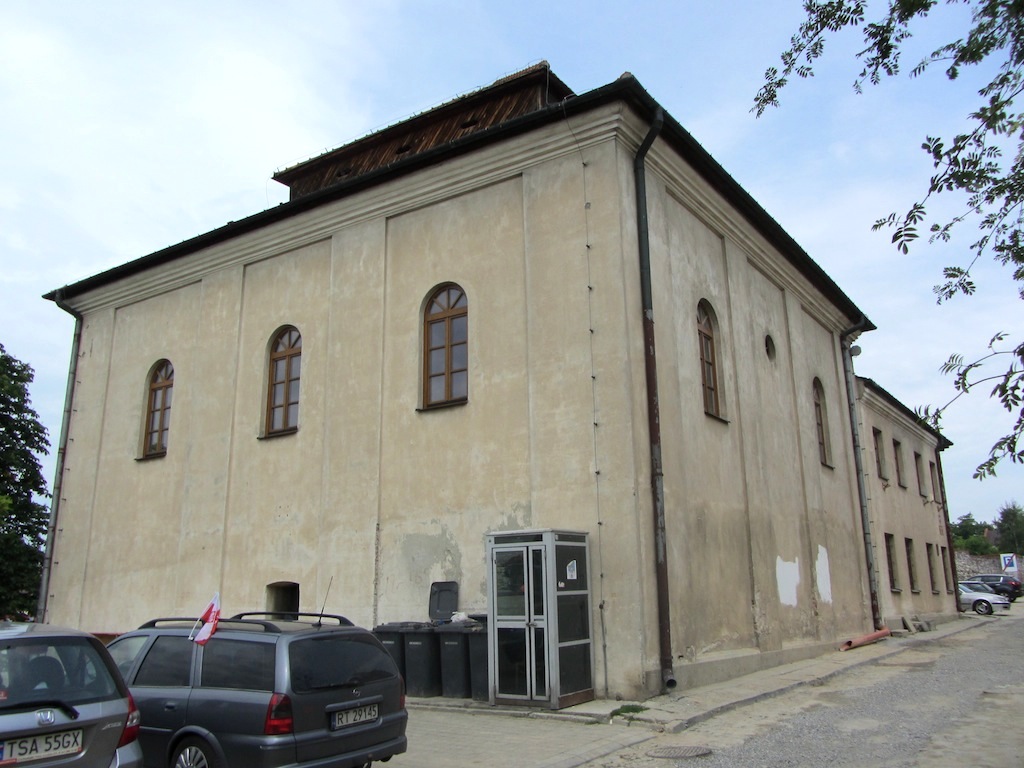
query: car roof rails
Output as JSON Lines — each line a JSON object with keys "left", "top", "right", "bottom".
{"left": 137, "top": 617, "right": 280, "bottom": 632}
{"left": 229, "top": 612, "right": 354, "bottom": 627}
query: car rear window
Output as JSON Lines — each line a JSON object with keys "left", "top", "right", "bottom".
{"left": 289, "top": 635, "right": 397, "bottom": 693}
{"left": 0, "top": 637, "right": 122, "bottom": 708}
{"left": 201, "top": 639, "right": 275, "bottom": 691}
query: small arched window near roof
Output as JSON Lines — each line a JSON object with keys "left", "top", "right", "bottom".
{"left": 697, "top": 301, "right": 721, "bottom": 417}
{"left": 813, "top": 378, "right": 832, "bottom": 466}
{"left": 267, "top": 326, "right": 301, "bottom": 434}
{"left": 144, "top": 360, "right": 174, "bottom": 457}
{"left": 423, "top": 284, "right": 468, "bottom": 407}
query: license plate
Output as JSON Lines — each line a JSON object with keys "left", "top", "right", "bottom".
{"left": 1, "top": 729, "right": 83, "bottom": 763}
{"left": 332, "top": 703, "right": 378, "bottom": 729}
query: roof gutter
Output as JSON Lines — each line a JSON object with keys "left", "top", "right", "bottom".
{"left": 634, "top": 106, "right": 676, "bottom": 692}
{"left": 37, "top": 289, "right": 83, "bottom": 622}
{"left": 840, "top": 315, "right": 883, "bottom": 630}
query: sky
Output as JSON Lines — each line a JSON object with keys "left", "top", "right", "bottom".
{"left": 1, "top": 1, "right": 1021, "bottom": 524}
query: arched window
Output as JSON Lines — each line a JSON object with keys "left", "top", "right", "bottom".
{"left": 423, "top": 284, "right": 468, "bottom": 407}
{"left": 697, "top": 301, "right": 721, "bottom": 417}
{"left": 813, "top": 378, "right": 832, "bottom": 465}
{"left": 144, "top": 360, "right": 174, "bottom": 457}
{"left": 267, "top": 326, "right": 301, "bottom": 434}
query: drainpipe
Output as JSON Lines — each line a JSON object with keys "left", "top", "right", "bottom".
{"left": 840, "top": 316, "right": 883, "bottom": 630}
{"left": 634, "top": 107, "right": 676, "bottom": 691}
{"left": 37, "top": 289, "right": 83, "bottom": 623}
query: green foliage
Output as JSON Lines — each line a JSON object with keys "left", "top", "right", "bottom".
{"left": 755, "top": 0, "right": 1024, "bottom": 478}
{"left": 951, "top": 512, "right": 997, "bottom": 553}
{"left": 0, "top": 344, "right": 50, "bottom": 619}
{"left": 994, "top": 499, "right": 1024, "bottom": 552}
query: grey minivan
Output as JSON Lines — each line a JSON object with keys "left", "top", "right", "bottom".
{"left": 0, "top": 620, "right": 143, "bottom": 767}
{"left": 105, "top": 613, "right": 406, "bottom": 768}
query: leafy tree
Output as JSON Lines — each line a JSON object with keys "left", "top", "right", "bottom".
{"left": 994, "top": 499, "right": 1024, "bottom": 552}
{"left": 754, "top": 0, "right": 1024, "bottom": 478}
{"left": 950, "top": 512, "right": 997, "bottom": 553}
{"left": 0, "top": 344, "right": 50, "bottom": 619}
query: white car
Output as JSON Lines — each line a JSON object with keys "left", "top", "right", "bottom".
{"left": 958, "top": 583, "right": 1011, "bottom": 615}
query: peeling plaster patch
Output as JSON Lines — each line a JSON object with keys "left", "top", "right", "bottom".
{"left": 816, "top": 545, "right": 833, "bottom": 604}
{"left": 400, "top": 526, "right": 462, "bottom": 584}
{"left": 776, "top": 556, "right": 800, "bottom": 607}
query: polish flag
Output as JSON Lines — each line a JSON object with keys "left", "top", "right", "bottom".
{"left": 192, "top": 593, "right": 220, "bottom": 645}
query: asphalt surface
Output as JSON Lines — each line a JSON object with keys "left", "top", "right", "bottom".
{"left": 400, "top": 609, "right": 1023, "bottom": 767}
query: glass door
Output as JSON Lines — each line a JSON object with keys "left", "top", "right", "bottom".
{"left": 492, "top": 545, "right": 548, "bottom": 702}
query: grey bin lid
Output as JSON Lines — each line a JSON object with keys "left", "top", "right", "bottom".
{"left": 428, "top": 581, "right": 459, "bottom": 621}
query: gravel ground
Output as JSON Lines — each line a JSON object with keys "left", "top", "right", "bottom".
{"left": 588, "top": 616, "right": 1024, "bottom": 768}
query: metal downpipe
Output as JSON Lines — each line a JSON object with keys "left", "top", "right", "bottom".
{"left": 37, "top": 289, "right": 83, "bottom": 622}
{"left": 634, "top": 107, "right": 675, "bottom": 690}
{"left": 840, "top": 316, "right": 883, "bottom": 630}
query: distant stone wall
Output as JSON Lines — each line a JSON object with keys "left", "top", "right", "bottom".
{"left": 955, "top": 551, "right": 1021, "bottom": 580}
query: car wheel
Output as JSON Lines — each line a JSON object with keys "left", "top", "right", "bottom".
{"left": 974, "top": 600, "right": 994, "bottom": 616}
{"left": 171, "top": 737, "right": 223, "bottom": 768}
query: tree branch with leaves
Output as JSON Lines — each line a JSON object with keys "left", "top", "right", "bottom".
{"left": 756, "top": 0, "right": 1024, "bottom": 478}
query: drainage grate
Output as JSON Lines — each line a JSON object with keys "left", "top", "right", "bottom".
{"left": 646, "top": 745, "right": 713, "bottom": 759}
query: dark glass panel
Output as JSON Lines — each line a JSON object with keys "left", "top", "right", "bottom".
{"left": 429, "top": 321, "right": 445, "bottom": 347}
{"left": 559, "top": 644, "right": 592, "bottom": 695}
{"left": 451, "top": 316, "right": 467, "bottom": 343}
{"left": 451, "top": 372, "right": 467, "bottom": 399}
{"left": 556, "top": 594, "right": 590, "bottom": 642}
{"left": 291, "top": 355, "right": 301, "bottom": 377}
{"left": 451, "top": 342, "right": 467, "bottom": 369}
{"left": 287, "top": 403, "right": 298, "bottom": 427}
{"left": 430, "top": 376, "right": 445, "bottom": 403}
{"left": 533, "top": 627, "right": 546, "bottom": 697}
{"left": 430, "top": 349, "right": 446, "bottom": 375}
{"left": 496, "top": 628, "right": 527, "bottom": 696}
{"left": 273, "top": 383, "right": 284, "bottom": 407}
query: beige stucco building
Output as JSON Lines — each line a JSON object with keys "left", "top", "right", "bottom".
{"left": 40, "top": 64, "right": 956, "bottom": 701}
{"left": 856, "top": 377, "right": 957, "bottom": 627}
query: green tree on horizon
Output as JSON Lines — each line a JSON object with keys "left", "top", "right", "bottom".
{"left": 0, "top": 343, "right": 50, "bottom": 619}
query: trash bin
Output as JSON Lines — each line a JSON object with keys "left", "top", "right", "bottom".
{"left": 373, "top": 622, "right": 411, "bottom": 680}
{"left": 465, "top": 620, "right": 489, "bottom": 702}
{"left": 403, "top": 623, "right": 442, "bottom": 697}
{"left": 436, "top": 623, "right": 472, "bottom": 698}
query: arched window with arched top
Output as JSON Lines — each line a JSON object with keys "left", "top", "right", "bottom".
{"left": 813, "top": 377, "right": 832, "bottom": 466}
{"left": 423, "top": 284, "right": 468, "bottom": 407}
{"left": 144, "top": 360, "right": 174, "bottom": 457}
{"left": 697, "top": 300, "right": 722, "bottom": 417}
{"left": 267, "top": 326, "right": 302, "bottom": 434}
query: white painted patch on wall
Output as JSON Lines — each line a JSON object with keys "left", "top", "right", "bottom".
{"left": 816, "top": 545, "right": 833, "bottom": 604}
{"left": 776, "top": 556, "right": 800, "bottom": 606}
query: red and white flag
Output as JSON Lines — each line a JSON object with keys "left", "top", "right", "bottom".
{"left": 191, "top": 593, "right": 220, "bottom": 645}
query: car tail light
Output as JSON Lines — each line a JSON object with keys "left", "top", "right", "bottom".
{"left": 118, "top": 693, "right": 141, "bottom": 747}
{"left": 264, "top": 693, "right": 294, "bottom": 735}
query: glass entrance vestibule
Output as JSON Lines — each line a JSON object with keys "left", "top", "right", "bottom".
{"left": 486, "top": 529, "right": 594, "bottom": 709}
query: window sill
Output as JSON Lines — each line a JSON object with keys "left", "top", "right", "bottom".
{"left": 135, "top": 452, "right": 166, "bottom": 462}
{"left": 417, "top": 399, "right": 468, "bottom": 413}
{"left": 259, "top": 428, "right": 298, "bottom": 440}
{"left": 889, "top": 587, "right": 902, "bottom": 594}
{"left": 704, "top": 411, "right": 730, "bottom": 425}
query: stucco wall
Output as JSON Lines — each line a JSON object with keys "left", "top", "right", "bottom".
{"left": 46, "top": 103, "right": 883, "bottom": 699}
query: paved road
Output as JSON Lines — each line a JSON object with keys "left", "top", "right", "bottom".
{"left": 583, "top": 614, "right": 1024, "bottom": 768}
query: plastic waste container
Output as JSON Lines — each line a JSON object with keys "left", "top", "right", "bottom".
{"left": 373, "top": 622, "right": 412, "bottom": 680}
{"left": 403, "top": 623, "right": 442, "bottom": 697}
{"left": 465, "top": 620, "right": 489, "bottom": 701}
{"left": 436, "top": 623, "right": 472, "bottom": 698}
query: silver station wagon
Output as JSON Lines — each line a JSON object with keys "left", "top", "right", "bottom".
{"left": 0, "top": 620, "right": 143, "bottom": 767}
{"left": 105, "top": 613, "right": 406, "bottom": 768}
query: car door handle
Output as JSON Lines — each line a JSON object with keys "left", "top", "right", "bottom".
{"left": 163, "top": 702, "right": 178, "bottom": 710}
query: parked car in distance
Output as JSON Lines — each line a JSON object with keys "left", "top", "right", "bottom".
{"left": 106, "top": 612, "right": 407, "bottom": 768}
{"left": 959, "top": 580, "right": 998, "bottom": 595}
{"left": 0, "top": 620, "right": 143, "bottom": 767}
{"left": 958, "top": 584, "right": 1011, "bottom": 615}
{"left": 970, "top": 573, "right": 1023, "bottom": 601}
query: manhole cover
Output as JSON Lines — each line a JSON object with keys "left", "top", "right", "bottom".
{"left": 646, "top": 745, "right": 713, "bottom": 759}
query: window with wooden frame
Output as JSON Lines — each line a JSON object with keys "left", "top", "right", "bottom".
{"left": 812, "top": 378, "right": 831, "bottom": 466}
{"left": 144, "top": 360, "right": 174, "bottom": 457}
{"left": 697, "top": 301, "right": 721, "bottom": 417}
{"left": 872, "top": 428, "right": 888, "bottom": 480}
{"left": 267, "top": 326, "right": 301, "bottom": 435}
{"left": 892, "top": 439, "right": 906, "bottom": 487}
{"left": 905, "top": 537, "right": 919, "bottom": 592}
{"left": 423, "top": 284, "right": 468, "bottom": 408}
{"left": 884, "top": 533, "right": 899, "bottom": 591}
